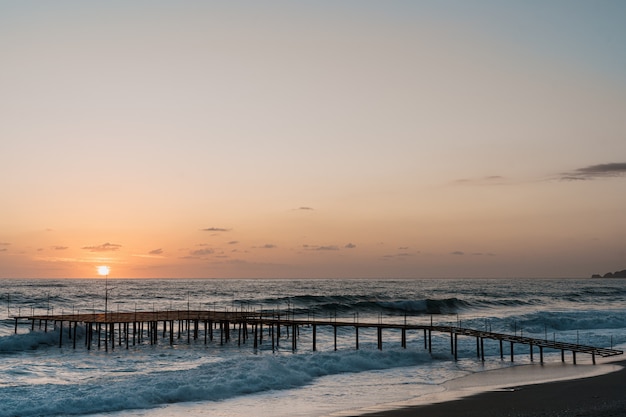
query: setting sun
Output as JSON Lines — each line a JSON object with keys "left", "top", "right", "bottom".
{"left": 97, "top": 266, "right": 110, "bottom": 277}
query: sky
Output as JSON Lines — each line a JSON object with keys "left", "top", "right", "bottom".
{"left": 1, "top": 1, "right": 625, "bottom": 279}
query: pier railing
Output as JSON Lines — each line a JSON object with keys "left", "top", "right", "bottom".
{"left": 11, "top": 310, "right": 623, "bottom": 364}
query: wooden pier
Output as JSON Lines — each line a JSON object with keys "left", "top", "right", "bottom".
{"left": 12, "top": 310, "right": 623, "bottom": 364}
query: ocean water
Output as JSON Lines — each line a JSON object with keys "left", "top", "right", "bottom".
{"left": 0, "top": 278, "right": 625, "bottom": 417}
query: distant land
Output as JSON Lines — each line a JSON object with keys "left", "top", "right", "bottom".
{"left": 591, "top": 269, "right": 626, "bottom": 278}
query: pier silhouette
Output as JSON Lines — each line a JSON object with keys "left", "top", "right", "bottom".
{"left": 12, "top": 309, "right": 623, "bottom": 364}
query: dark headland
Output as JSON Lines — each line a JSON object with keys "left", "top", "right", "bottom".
{"left": 591, "top": 269, "right": 626, "bottom": 278}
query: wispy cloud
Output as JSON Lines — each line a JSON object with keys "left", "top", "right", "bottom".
{"left": 317, "top": 245, "right": 339, "bottom": 251}
{"left": 453, "top": 176, "right": 506, "bottom": 185}
{"left": 450, "top": 251, "right": 465, "bottom": 255}
{"left": 149, "top": 248, "right": 163, "bottom": 255}
{"left": 227, "top": 241, "right": 239, "bottom": 245}
{"left": 303, "top": 244, "right": 340, "bottom": 251}
{"left": 561, "top": 162, "right": 626, "bottom": 181}
{"left": 82, "top": 242, "right": 122, "bottom": 252}
{"left": 294, "top": 206, "right": 314, "bottom": 211}
{"left": 259, "top": 244, "right": 277, "bottom": 249}
{"left": 0, "top": 242, "right": 10, "bottom": 246}
{"left": 201, "top": 227, "right": 231, "bottom": 232}
{"left": 189, "top": 248, "right": 214, "bottom": 256}
{"left": 381, "top": 251, "right": 418, "bottom": 261}
{"left": 344, "top": 243, "right": 356, "bottom": 249}
{"left": 52, "top": 246, "right": 68, "bottom": 250}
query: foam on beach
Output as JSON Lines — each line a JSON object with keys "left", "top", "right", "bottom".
{"left": 336, "top": 357, "right": 624, "bottom": 417}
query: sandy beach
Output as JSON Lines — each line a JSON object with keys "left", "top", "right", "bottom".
{"left": 357, "top": 360, "right": 626, "bottom": 417}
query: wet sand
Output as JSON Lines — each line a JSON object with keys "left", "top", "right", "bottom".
{"left": 358, "top": 360, "right": 626, "bottom": 417}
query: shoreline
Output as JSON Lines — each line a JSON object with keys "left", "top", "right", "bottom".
{"left": 354, "top": 359, "right": 626, "bottom": 417}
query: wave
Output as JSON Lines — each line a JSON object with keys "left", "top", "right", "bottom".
{"left": 255, "top": 295, "right": 477, "bottom": 315}
{"left": 0, "top": 326, "right": 85, "bottom": 353}
{"left": 0, "top": 348, "right": 433, "bottom": 417}
{"left": 514, "top": 310, "right": 626, "bottom": 333}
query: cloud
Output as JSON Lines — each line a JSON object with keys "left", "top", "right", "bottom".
{"left": 52, "top": 246, "right": 68, "bottom": 250}
{"left": 149, "top": 248, "right": 163, "bottom": 255}
{"left": 302, "top": 244, "right": 341, "bottom": 251}
{"left": 201, "top": 227, "right": 231, "bottom": 232}
{"left": 228, "top": 241, "right": 239, "bottom": 245}
{"left": 296, "top": 206, "right": 314, "bottom": 210}
{"left": 561, "top": 162, "right": 626, "bottom": 181}
{"left": 451, "top": 251, "right": 465, "bottom": 255}
{"left": 381, "top": 251, "right": 418, "bottom": 261}
{"left": 0, "top": 248, "right": 7, "bottom": 252}
{"left": 0, "top": 242, "right": 10, "bottom": 246}
{"left": 189, "top": 248, "right": 214, "bottom": 256}
{"left": 259, "top": 244, "right": 276, "bottom": 249}
{"left": 82, "top": 242, "right": 122, "bottom": 252}
{"left": 317, "top": 245, "right": 339, "bottom": 251}
{"left": 453, "top": 176, "right": 506, "bottom": 185}
{"left": 344, "top": 243, "right": 357, "bottom": 249}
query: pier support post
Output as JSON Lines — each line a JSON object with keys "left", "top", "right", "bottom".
{"left": 573, "top": 351, "right": 577, "bottom": 365}
{"left": 423, "top": 329, "right": 427, "bottom": 349}
{"left": 59, "top": 321, "right": 63, "bottom": 348}
{"left": 480, "top": 337, "right": 485, "bottom": 362}
{"left": 592, "top": 352, "right": 596, "bottom": 365}
{"left": 540, "top": 346, "right": 544, "bottom": 364}
{"left": 499, "top": 340, "right": 503, "bottom": 360}
{"left": 428, "top": 329, "right": 432, "bottom": 353}
{"left": 530, "top": 343, "right": 534, "bottom": 362}
{"left": 377, "top": 327, "right": 382, "bottom": 350}
{"left": 312, "top": 324, "right": 317, "bottom": 351}
{"left": 449, "top": 331, "right": 453, "bottom": 354}
{"left": 510, "top": 342, "right": 514, "bottom": 362}
{"left": 454, "top": 333, "right": 458, "bottom": 361}
{"left": 14, "top": 318, "right": 18, "bottom": 334}
{"left": 254, "top": 324, "right": 258, "bottom": 349}
{"left": 355, "top": 326, "right": 359, "bottom": 350}
{"left": 334, "top": 325, "right": 337, "bottom": 351}
{"left": 561, "top": 349, "right": 565, "bottom": 362}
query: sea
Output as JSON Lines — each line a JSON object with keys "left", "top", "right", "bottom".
{"left": 1, "top": 278, "right": 625, "bottom": 417}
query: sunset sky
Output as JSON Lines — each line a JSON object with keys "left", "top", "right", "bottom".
{"left": 1, "top": 1, "right": 625, "bottom": 279}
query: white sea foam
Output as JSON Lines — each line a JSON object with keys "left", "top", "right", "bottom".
{"left": 0, "top": 348, "right": 436, "bottom": 417}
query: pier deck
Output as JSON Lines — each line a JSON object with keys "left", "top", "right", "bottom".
{"left": 12, "top": 310, "right": 623, "bottom": 364}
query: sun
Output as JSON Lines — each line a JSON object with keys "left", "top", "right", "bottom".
{"left": 97, "top": 265, "right": 110, "bottom": 276}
